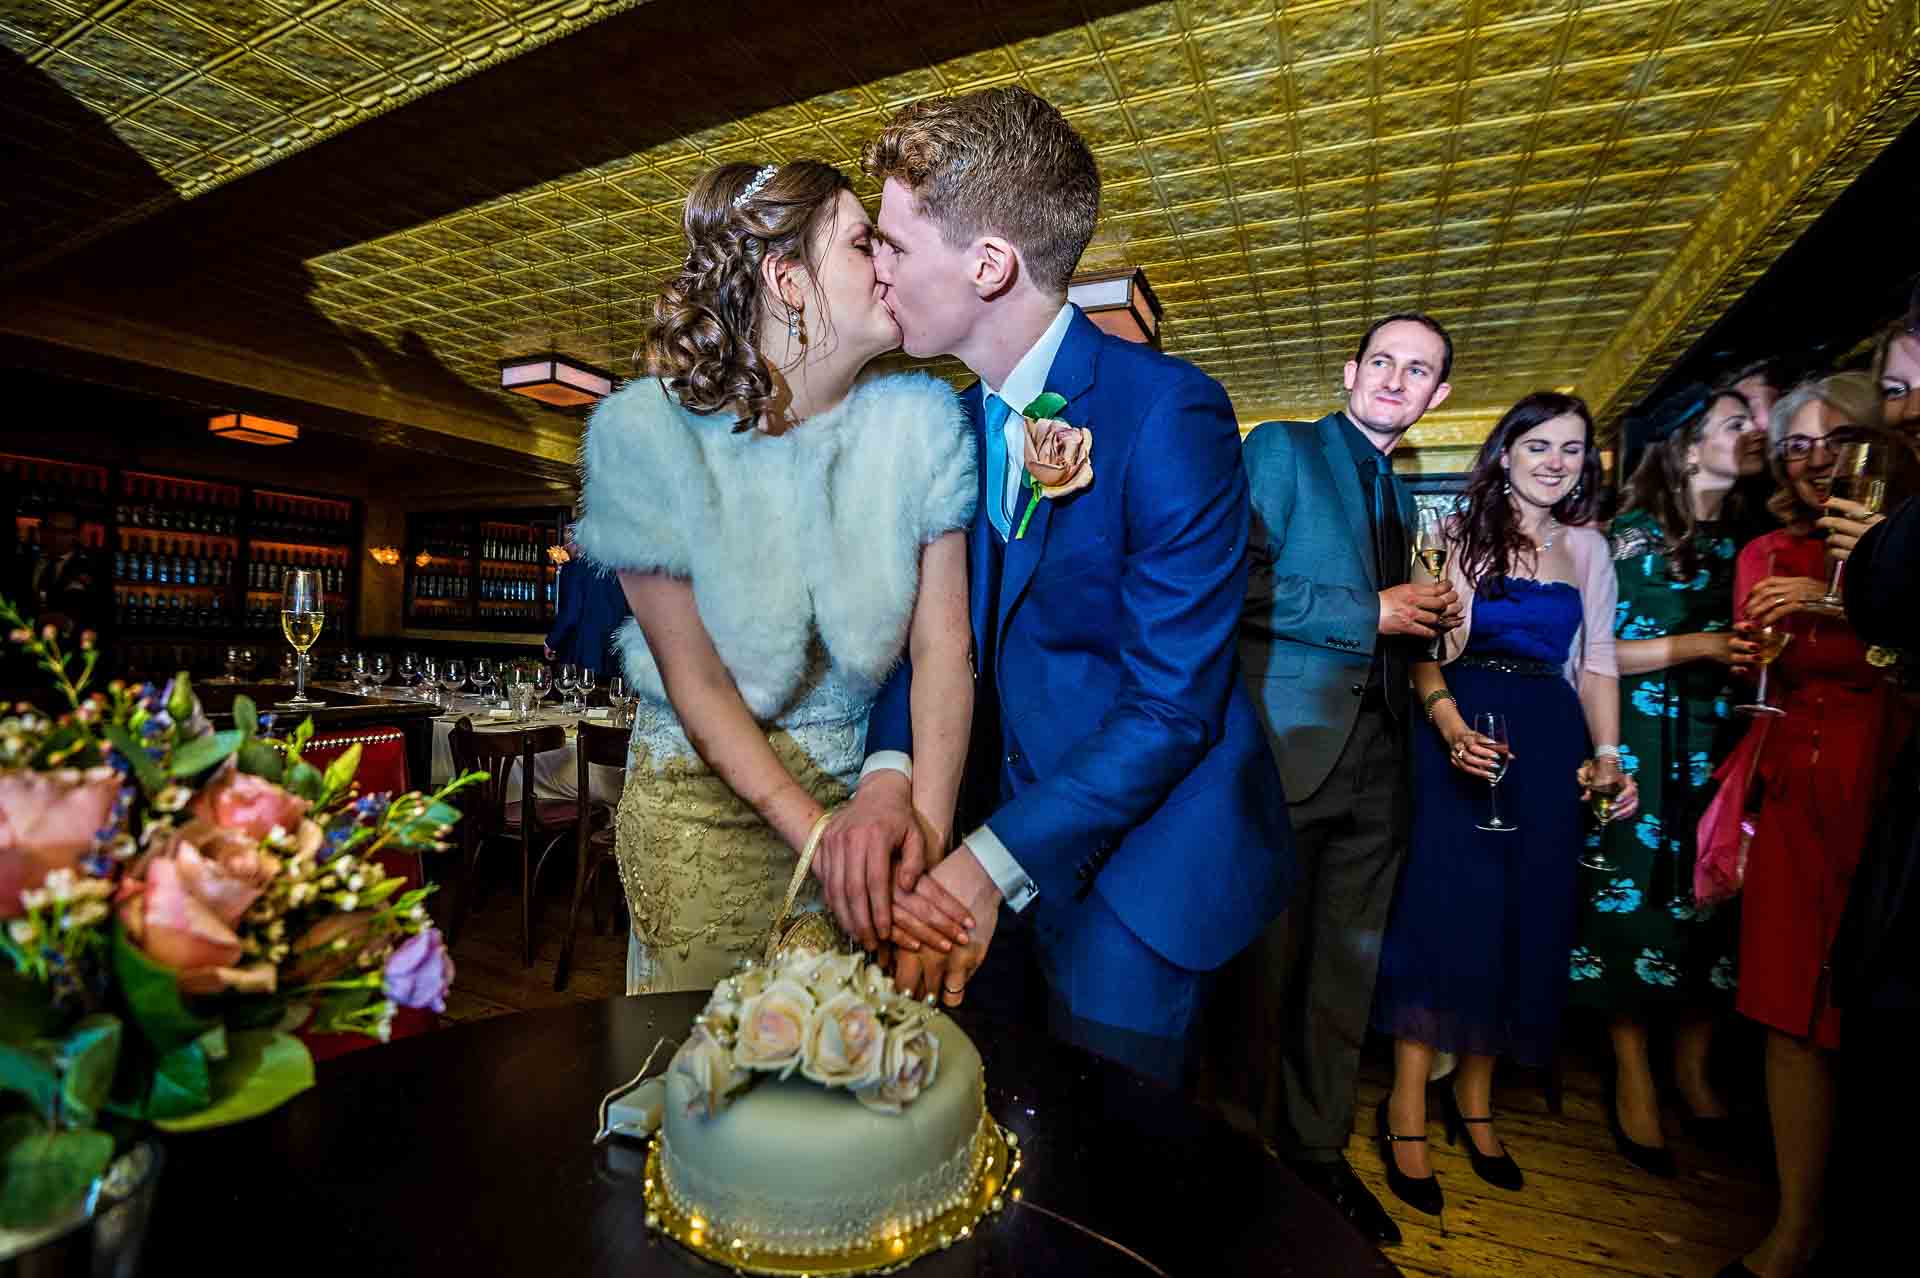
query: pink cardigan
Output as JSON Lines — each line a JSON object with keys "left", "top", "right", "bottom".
{"left": 1434, "top": 524, "right": 1619, "bottom": 689}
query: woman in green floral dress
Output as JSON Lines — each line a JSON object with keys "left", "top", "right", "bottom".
{"left": 1569, "top": 388, "right": 1764, "bottom": 1175}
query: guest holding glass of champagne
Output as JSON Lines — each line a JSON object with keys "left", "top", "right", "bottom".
{"left": 1717, "top": 374, "right": 1916, "bottom": 1278}
{"left": 1371, "top": 392, "right": 1633, "bottom": 1216}
{"left": 1569, "top": 386, "right": 1763, "bottom": 1176}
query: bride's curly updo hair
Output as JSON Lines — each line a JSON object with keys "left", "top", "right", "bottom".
{"left": 644, "top": 160, "right": 852, "bottom": 430}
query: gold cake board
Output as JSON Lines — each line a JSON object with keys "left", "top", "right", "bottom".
{"left": 641, "top": 1114, "right": 1021, "bottom": 1276}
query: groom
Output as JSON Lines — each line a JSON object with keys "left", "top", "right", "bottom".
{"left": 826, "top": 86, "right": 1294, "bottom": 1086}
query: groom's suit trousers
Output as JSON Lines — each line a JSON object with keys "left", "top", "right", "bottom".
{"left": 1265, "top": 697, "right": 1408, "bottom": 1160}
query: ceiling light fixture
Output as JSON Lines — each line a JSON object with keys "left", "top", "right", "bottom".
{"left": 498, "top": 353, "right": 613, "bottom": 408}
{"left": 1069, "top": 268, "right": 1164, "bottom": 348}
{"left": 208, "top": 412, "right": 299, "bottom": 445}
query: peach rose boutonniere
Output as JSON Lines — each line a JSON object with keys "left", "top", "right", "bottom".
{"left": 1014, "top": 392, "right": 1092, "bottom": 540}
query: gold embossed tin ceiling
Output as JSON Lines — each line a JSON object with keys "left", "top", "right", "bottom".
{"left": 6, "top": 0, "right": 1919, "bottom": 452}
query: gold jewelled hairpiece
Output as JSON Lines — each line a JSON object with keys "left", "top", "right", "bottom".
{"left": 734, "top": 164, "right": 779, "bottom": 209}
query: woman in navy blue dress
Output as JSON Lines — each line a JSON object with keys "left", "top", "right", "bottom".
{"left": 1370, "top": 392, "right": 1638, "bottom": 1217}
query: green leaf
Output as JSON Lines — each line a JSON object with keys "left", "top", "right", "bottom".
{"left": 110, "top": 926, "right": 213, "bottom": 1054}
{"left": 237, "top": 736, "right": 284, "bottom": 782}
{"left": 53, "top": 1015, "right": 121, "bottom": 1131}
{"left": 152, "top": 1031, "right": 314, "bottom": 1132}
{"left": 1022, "top": 391, "right": 1068, "bottom": 421}
{"left": 232, "top": 694, "right": 258, "bottom": 738}
{"left": 0, "top": 1043, "right": 58, "bottom": 1122}
{"left": 285, "top": 760, "right": 323, "bottom": 802}
{"left": 102, "top": 722, "right": 166, "bottom": 795}
{"left": 166, "top": 728, "right": 243, "bottom": 778}
{"left": 224, "top": 996, "right": 289, "bottom": 1032}
{"left": 0, "top": 967, "right": 59, "bottom": 1046}
{"left": 320, "top": 742, "right": 362, "bottom": 804}
{"left": 146, "top": 1041, "right": 210, "bottom": 1119}
{"left": 0, "top": 1116, "right": 113, "bottom": 1229}
{"left": 195, "top": 1022, "right": 228, "bottom": 1063}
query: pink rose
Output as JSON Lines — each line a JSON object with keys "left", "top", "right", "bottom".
{"left": 117, "top": 818, "right": 281, "bottom": 994}
{"left": 1021, "top": 416, "right": 1094, "bottom": 499}
{"left": 189, "top": 769, "right": 310, "bottom": 842}
{"left": 0, "top": 767, "right": 120, "bottom": 917}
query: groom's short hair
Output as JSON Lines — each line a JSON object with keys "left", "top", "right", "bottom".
{"left": 864, "top": 86, "right": 1099, "bottom": 296}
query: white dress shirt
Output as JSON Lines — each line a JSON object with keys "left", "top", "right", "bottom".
{"left": 857, "top": 302, "right": 1076, "bottom": 911}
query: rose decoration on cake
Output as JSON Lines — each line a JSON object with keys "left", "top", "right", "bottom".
{"left": 667, "top": 945, "right": 941, "bottom": 1117}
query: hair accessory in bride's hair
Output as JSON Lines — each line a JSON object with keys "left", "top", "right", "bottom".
{"left": 732, "top": 163, "right": 779, "bottom": 209}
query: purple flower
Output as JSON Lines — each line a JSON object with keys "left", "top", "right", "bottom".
{"left": 383, "top": 929, "right": 453, "bottom": 1013}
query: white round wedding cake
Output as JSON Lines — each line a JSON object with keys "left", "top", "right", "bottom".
{"left": 642, "top": 949, "right": 1018, "bottom": 1275}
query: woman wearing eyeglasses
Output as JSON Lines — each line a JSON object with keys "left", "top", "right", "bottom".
{"left": 1719, "top": 372, "right": 1916, "bottom": 1278}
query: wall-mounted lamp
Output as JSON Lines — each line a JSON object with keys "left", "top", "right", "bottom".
{"left": 368, "top": 546, "right": 400, "bottom": 566}
{"left": 547, "top": 544, "right": 570, "bottom": 565}
{"left": 414, "top": 550, "right": 433, "bottom": 568}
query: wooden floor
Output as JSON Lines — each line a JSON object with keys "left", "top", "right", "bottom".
{"left": 434, "top": 876, "right": 1776, "bottom": 1278}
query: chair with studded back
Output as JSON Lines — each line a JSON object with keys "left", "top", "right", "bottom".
{"left": 446, "top": 717, "right": 576, "bottom": 966}
{"left": 552, "top": 718, "right": 629, "bottom": 991}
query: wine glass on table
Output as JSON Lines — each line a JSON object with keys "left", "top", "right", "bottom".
{"left": 530, "top": 662, "right": 552, "bottom": 713}
{"left": 399, "top": 651, "right": 420, "bottom": 691}
{"left": 369, "top": 652, "right": 391, "bottom": 692}
{"left": 1473, "top": 711, "right": 1515, "bottom": 833}
{"left": 608, "top": 673, "right": 632, "bottom": 728}
{"left": 441, "top": 657, "right": 468, "bottom": 709}
{"left": 576, "top": 666, "right": 597, "bottom": 714}
{"left": 472, "top": 657, "right": 496, "bottom": 702}
{"left": 556, "top": 662, "right": 580, "bottom": 713}
{"left": 1581, "top": 768, "right": 1625, "bottom": 871}
{"left": 1807, "top": 436, "right": 1888, "bottom": 617}
{"left": 1734, "top": 624, "right": 1793, "bottom": 717}
{"left": 278, "top": 570, "right": 325, "bottom": 709}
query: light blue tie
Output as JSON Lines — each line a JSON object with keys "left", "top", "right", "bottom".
{"left": 982, "top": 392, "right": 1013, "bottom": 541}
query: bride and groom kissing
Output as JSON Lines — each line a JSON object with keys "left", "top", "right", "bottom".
{"left": 575, "top": 85, "right": 1294, "bottom": 1087}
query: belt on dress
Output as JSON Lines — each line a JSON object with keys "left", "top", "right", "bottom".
{"left": 1452, "top": 655, "right": 1562, "bottom": 677}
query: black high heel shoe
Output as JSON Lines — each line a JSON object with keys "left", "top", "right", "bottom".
{"left": 1606, "top": 1091, "right": 1678, "bottom": 1179}
{"left": 1375, "top": 1098, "right": 1443, "bottom": 1217}
{"left": 1441, "top": 1086, "right": 1523, "bottom": 1191}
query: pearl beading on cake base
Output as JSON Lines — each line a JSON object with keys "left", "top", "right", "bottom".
{"left": 642, "top": 1112, "right": 1020, "bottom": 1275}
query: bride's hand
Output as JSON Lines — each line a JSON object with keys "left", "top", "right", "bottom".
{"left": 816, "top": 775, "right": 970, "bottom": 953}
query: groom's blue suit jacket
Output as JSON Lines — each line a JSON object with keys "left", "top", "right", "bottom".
{"left": 867, "top": 308, "right": 1294, "bottom": 973}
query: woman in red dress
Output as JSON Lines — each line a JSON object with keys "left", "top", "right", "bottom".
{"left": 1721, "top": 372, "right": 1914, "bottom": 1278}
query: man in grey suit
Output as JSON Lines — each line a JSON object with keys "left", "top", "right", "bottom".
{"left": 1238, "top": 314, "right": 1462, "bottom": 1245}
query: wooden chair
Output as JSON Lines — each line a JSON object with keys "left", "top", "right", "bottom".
{"left": 445, "top": 718, "right": 577, "bottom": 966}
{"left": 552, "top": 719, "right": 629, "bottom": 992}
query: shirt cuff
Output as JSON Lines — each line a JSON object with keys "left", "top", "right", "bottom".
{"left": 964, "top": 824, "right": 1038, "bottom": 912}
{"left": 859, "top": 751, "right": 913, "bottom": 784}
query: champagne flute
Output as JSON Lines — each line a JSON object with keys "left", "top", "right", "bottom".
{"left": 279, "top": 570, "right": 325, "bottom": 709}
{"left": 1807, "top": 437, "right": 1887, "bottom": 616}
{"left": 1413, "top": 505, "right": 1449, "bottom": 582}
{"left": 1581, "top": 769, "right": 1625, "bottom": 871}
{"left": 1473, "top": 711, "right": 1515, "bottom": 832}
{"left": 1735, "top": 624, "right": 1793, "bottom": 717}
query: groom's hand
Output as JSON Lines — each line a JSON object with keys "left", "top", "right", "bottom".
{"left": 897, "top": 846, "right": 1002, "bottom": 1008}
{"left": 820, "top": 771, "right": 970, "bottom": 952}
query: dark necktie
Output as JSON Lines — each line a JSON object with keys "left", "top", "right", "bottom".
{"left": 1372, "top": 454, "right": 1409, "bottom": 712}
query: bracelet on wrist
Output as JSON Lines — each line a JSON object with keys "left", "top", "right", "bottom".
{"left": 1593, "top": 745, "right": 1621, "bottom": 760}
{"left": 1423, "top": 689, "right": 1457, "bottom": 723}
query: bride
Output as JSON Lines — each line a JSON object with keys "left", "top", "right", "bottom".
{"left": 574, "top": 160, "right": 976, "bottom": 995}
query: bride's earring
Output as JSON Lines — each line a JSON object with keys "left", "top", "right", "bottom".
{"left": 794, "top": 308, "right": 808, "bottom": 349}
{"left": 787, "top": 308, "right": 800, "bottom": 341}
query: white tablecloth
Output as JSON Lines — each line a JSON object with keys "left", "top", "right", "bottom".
{"left": 427, "top": 700, "right": 625, "bottom": 806}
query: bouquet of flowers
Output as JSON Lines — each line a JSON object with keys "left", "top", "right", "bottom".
{"left": 669, "top": 947, "right": 940, "bottom": 1121}
{"left": 0, "top": 602, "right": 482, "bottom": 1230}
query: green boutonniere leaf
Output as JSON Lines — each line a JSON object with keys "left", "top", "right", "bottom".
{"left": 1023, "top": 392, "right": 1068, "bottom": 421}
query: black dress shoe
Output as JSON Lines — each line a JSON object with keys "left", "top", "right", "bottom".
{"left": 1608, "top": 1097, "right": 1678, "bottom": 1179}
{"left": 1374, "top": 1098, "right": 1444, "bottom": 1217}
{"left": 1441, "top": 1086, "right": 1524, "bottom": 1191}
{"left": 1286, "top": 1155, "right": 1404, "bottom": 1246}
